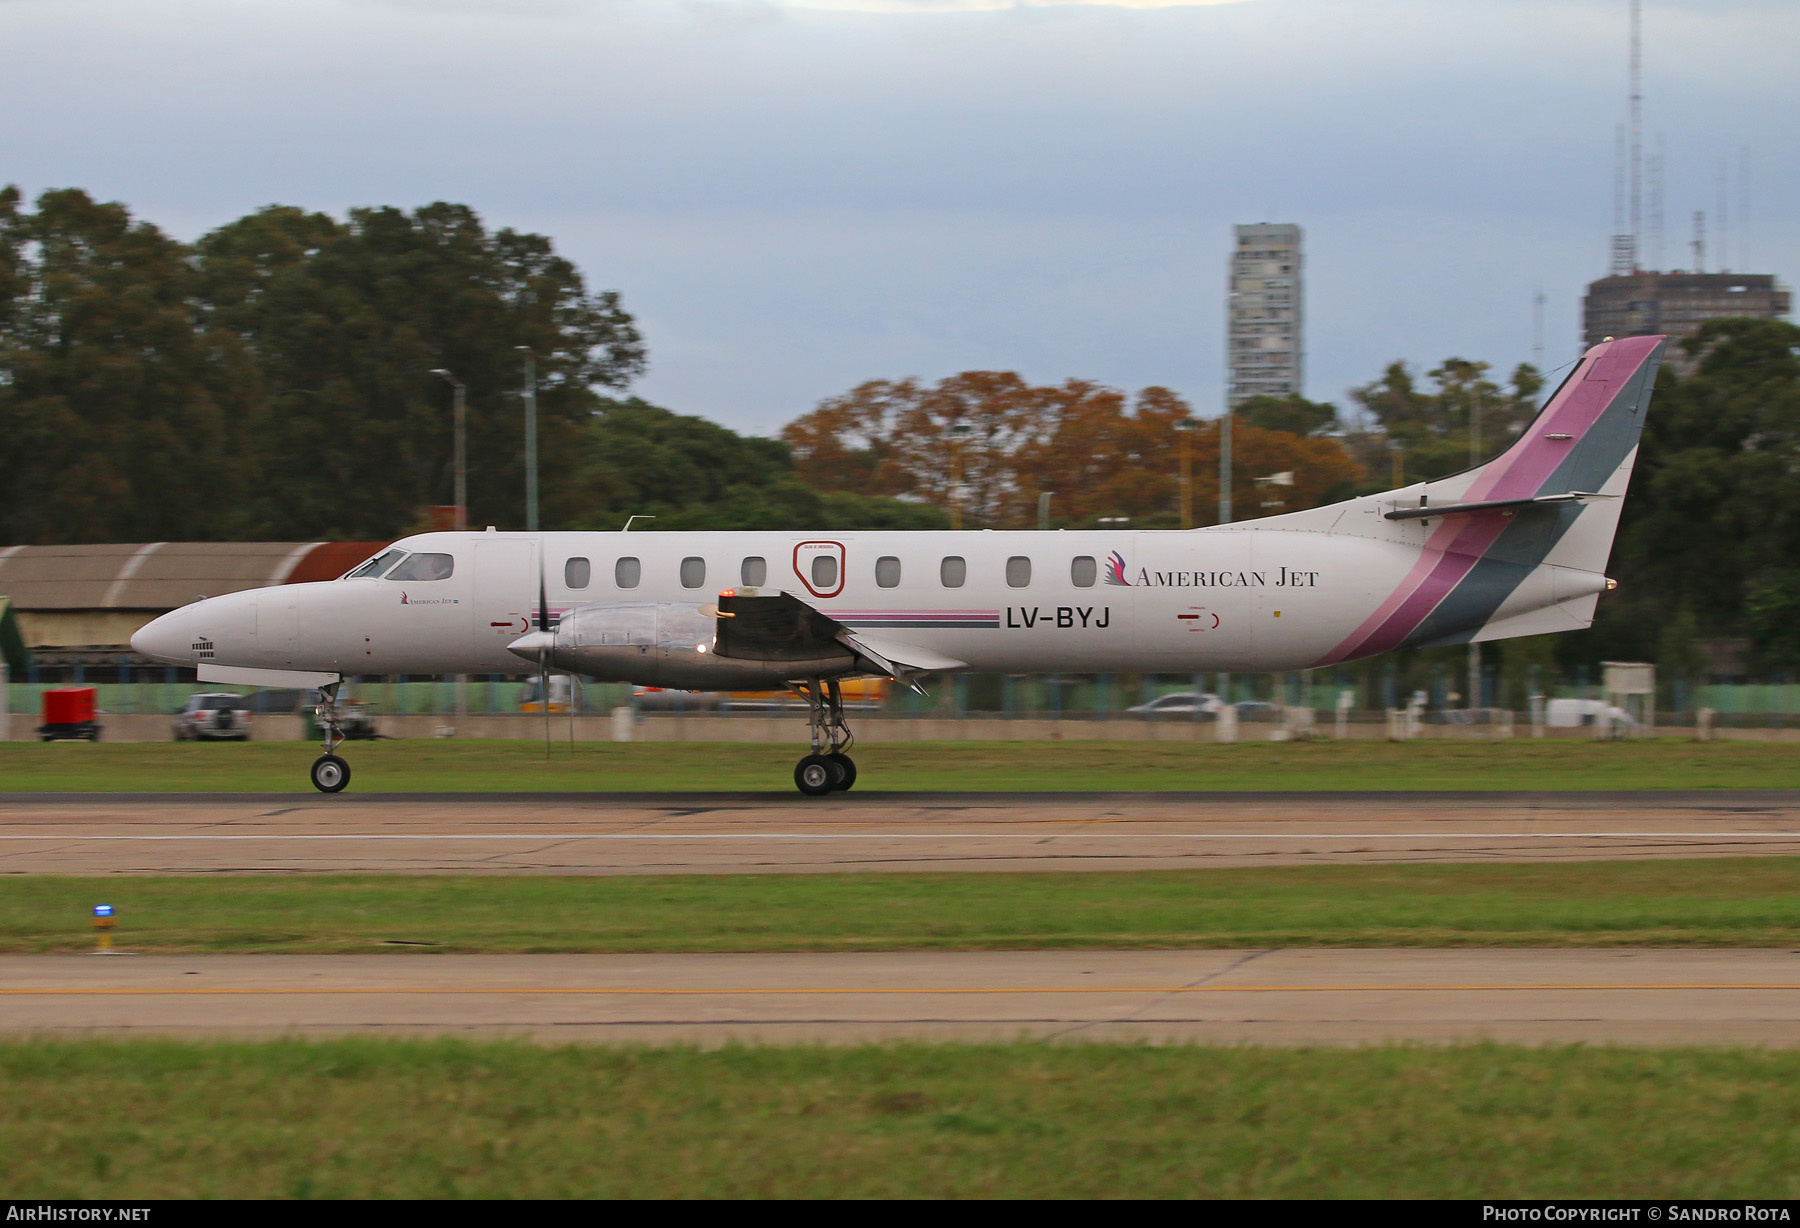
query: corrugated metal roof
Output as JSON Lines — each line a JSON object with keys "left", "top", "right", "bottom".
{"left": 0, "top": 542, "right": 392, "bottom": 611}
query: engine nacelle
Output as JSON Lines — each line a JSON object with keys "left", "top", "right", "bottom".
{"left": 532, "top": 601, "right": 856, "bottom": 689}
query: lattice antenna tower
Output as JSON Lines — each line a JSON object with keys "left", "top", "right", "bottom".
{"left": 1647, "top": 134, "right": 1664, "bottom": 272}
{"left": 1628, "top": 0, "right": 1642, "bottom": 271}
{"left": 1608, "top": 0, "right": 1643, "bottom": 275}
{"left": 1716, "top": 160, "right": 1730, "bottom": 273}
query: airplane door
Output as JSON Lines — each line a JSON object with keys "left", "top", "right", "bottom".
{"left": 471, "top": 538, "right": 537, "bottom": 663}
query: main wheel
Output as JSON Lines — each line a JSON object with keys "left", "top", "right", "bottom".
{"left": 794, "top": 754, "right": 837, "bottom": 797}
{"left": 827, "top": 752, "right": 857, "bottom": 791}
{"left": 310, "top": 753, "right": 351, "bottom": 794}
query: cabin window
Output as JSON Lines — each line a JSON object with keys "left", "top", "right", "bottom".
{"left": 875, "top": 556, "right": 901, "bottom": 588}
{"left": 1071, "top": 555, "right": 1097, "bottom": 587}
{"left": 941, "top": 556, "right": 967, "bottom": 588}
{"left": 1006, "top": 556, "right": 1032, "bottom": 588}
{"left": 385, "top": 552, "right": 455, "bottom": 581}
{"left": 615, "top": 557, "right": 641, "bottom": 589}
{"left": 564, "top": 557, "right": 591, "bottom": 589}
{"left": 811, "top": 554, "right": 838, "bottom": 589}
{"left": 345, "top": 548, "right": 406, "bottom": 579}
{"left": 741, "top": 556, "right": 767, "bottom": 587}
{"left": 681, "top": 557, "right": 706, "bottom": 589}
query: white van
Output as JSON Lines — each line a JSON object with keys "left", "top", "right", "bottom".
{"left": 1544, "top": 698, "right": 1637, "bottom": 728}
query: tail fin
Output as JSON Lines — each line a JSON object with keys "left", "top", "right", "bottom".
{"left": 1315, "top": 334, "right": 1667, "bottom": 663}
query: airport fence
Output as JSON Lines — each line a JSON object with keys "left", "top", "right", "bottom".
{"left": 9, "top": 671, "right": 1800, "bottom": 738}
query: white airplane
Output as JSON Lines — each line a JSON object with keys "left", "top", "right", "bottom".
{"left": 132, "top": 335, "right": 1667, "bottom": 795}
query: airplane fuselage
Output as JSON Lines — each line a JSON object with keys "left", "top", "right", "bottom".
{"left": 133, "top": 520, "right": 1604, "bottom": 680}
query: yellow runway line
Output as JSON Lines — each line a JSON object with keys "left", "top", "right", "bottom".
{"left": 7, "top": 983, "right": 1800, "bottom": 997}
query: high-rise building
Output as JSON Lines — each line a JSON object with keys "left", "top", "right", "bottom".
{"left": 1227, "top": 224, "right": 1303, "bottom": 407}
{"left": 1582, "top": 271, "right": 1789, "bottom": 376}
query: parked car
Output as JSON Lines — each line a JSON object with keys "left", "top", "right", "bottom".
{"left": 1422, "top": 707, "right": 1515, "bottom": 725}
{"left": 1125, "top": 692, "right": 1224, "bottom": 719}
{"left": 172, "top": 693, "right": 251, "bottom": 741}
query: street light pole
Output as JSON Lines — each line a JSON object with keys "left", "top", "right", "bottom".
{"left": 430, "top": 368, "right": 469, "bottom": 731}
{"left": 430, "top": 369, "right": 467, "bottom": 531}
{"left": 1174, "top": 418, "right": 1198, "bottom": 529}
{"left": 1217, "top": 410, "right": 1233, "bottom": 525}
{"left": 517, "top": 347, "right": 538, "bottom": 533}
{"left": 947, "top": 422, "right": 973, "bottom": 531}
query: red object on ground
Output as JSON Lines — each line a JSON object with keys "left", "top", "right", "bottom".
{"left": 42, "top": 687, "right": 97, "bottom": 725}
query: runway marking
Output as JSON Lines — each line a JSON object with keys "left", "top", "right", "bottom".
{"left": 2, "top": 832, "right": 1797, "bottom": 842}
{"left": 8, "top": 984, "right": 1800, "bottom": 997}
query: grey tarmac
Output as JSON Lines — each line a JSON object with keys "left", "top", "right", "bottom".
{"left": 4, "top": 790, "right": 1800, "bottom": 875}
{"left": 7, "top": 949, "right": 1800, "bottom": 1046}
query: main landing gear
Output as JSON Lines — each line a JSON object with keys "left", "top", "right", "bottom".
{"left": 792, "top": 678, "right": 856, "bottom": 797}
{"left": 309, "top": 680, "right": 352, "bottom": 794}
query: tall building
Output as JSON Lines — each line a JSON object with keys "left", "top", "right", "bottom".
{"left": 1227, "top": 224, "right": 1303, "bottom": 407}
{"left": 1582, "top": 271, "right": 1790, "bottom": 376}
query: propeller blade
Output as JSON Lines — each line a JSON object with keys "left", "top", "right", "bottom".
{"left": 538, "top": 540, "right": 551, "bottom": 759}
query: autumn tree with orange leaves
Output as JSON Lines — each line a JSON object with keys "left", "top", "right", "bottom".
{"left": 782, "top": 372, "right": 1363, "bottom": 529}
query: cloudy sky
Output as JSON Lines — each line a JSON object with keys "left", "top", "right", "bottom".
{"left": 4, "top": 0, "right": 1795, "bottom": 433}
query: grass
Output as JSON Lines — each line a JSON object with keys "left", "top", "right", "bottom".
{"left": 2, "top": 737, "right": 1798, "bottom": 792}
{"left": 6, "top": 1039, "right": 1800, "bottom": 1198}
{"left": 12, "top": 860, "right": 1800, "bottom": 953}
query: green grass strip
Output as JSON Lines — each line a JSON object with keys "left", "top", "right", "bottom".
{"left": 13, "top": 860, "right": 1800, "bottom": 953}
{"left": 6, "top": 1039, "right": 1800, "bottom": 1198}
{"left": 4, "top": 737, "right": 1800, "bottom": 791}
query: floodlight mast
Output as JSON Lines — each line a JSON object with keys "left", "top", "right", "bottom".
{"left": 430, "top": 369, "right": 467, "bottom": 531}
{"left": 517, "top": 347, "right": 538, "bottom": 532}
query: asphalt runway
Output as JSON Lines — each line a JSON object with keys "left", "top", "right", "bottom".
{"left": 5, "top": 790, "right": 1800, "bottom": 875}
{"left": 8, "top": 949, "right": 1800, "bottom": 1045}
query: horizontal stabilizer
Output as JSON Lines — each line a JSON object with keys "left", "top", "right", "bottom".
{"left": 1383, "top": 492, "right": 1613, "bottom": 522}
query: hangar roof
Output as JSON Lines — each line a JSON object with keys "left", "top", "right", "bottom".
{"left": 0, "top": 542, "right": 392, "bottom": 612}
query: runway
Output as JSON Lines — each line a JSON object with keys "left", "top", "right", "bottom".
{"left": 7, "top": 949, "right": 1800, "bottom": 1045}
{"left": 4, "top": 790, "right": 1800, "bottom": 875}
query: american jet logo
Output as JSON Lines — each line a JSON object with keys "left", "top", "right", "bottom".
{"left": 1103, "top": 551, "right": 1131, "bottom": 586}
{"left": 400, "top": 592, "right": 458, "bottom": 605}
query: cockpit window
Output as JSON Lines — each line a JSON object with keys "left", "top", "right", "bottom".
{"left": 344, "top": 548, "right": 407, "bottom": 579}
{"left": 385, "top": 553, "right": 455, "bottom": 582}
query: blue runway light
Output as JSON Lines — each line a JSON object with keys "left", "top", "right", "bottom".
{"left": 93, "top": 904, "right": 113, "bottom": 918}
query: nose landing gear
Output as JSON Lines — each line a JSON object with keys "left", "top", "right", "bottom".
{"left": 793, "top": 678, "right": 856, "bottom": 796}
{"left": 309, "top": 680, "right": 352, "bottom": 794}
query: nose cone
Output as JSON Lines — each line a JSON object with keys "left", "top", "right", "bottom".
{"left": 508, "top": 630, "right": 555, "bottom": 663}
{"left": 131, "top": 607, "right": 197, "bottom": 665}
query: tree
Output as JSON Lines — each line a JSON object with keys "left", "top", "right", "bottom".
{"left": 784, "top": 372, "right": 1362, "bottom": 528}
{"left": 1233, "top": 393, "right": 1338, "bottom": 437}
{"left": 1592, "top": 318, "right": 1800, "bottom": 671}
{"left": 569, "top": 398, "right": 947, "bottom": 532}
{"left": 1347, "top": 357, "right": 1543, "bottom": 484}
{"left": 0, "top": 187, "right": 236, "bottom": 544}
{"left": 195, "top": 202, "right": 647, "bottom": 539}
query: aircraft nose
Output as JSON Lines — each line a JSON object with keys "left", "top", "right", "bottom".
{"left": 507, "top": 630, "right": 555, "bottom": 663}
{"left": 131, "top": 607, "right": 196, "bottom": 665}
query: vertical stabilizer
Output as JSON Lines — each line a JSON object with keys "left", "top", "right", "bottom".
{"left": 1316, "top": 334, "right": 1666, "bottom": 663}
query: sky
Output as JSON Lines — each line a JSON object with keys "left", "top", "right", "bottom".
{"left": 2, "top": 0, "right": 1795, "bottom": 434}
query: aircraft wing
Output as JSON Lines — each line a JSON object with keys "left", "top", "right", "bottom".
{"left": 714, "top": 590, "right": 965, "bottom": 683}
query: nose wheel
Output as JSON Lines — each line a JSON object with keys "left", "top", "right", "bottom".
{"left": 792, "top": 679, "right": 857, "bottom": 795}
{"left": 310, "top": 753, "right": 351, "bottom": 793}
{"left": 308, "top": 679, "right": 353, "bottom": 793}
